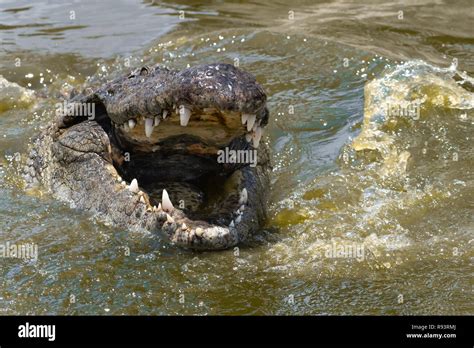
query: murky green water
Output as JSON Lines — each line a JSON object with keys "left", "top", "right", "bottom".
{"left": 0, "top": 0, "right": 473, "bottom": 315}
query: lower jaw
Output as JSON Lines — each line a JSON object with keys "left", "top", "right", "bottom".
{"left": 127, "top": 165, "right": 254, "bottom": 250}
{"left": 118, "top": 157, "right": 244, "bottom": 226}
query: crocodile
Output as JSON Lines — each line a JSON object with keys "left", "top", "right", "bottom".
{"left": 23, "top": 63, "right": 271, "bottom": 250}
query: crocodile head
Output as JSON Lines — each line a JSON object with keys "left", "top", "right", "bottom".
{"left": 26, "top": 63, "right": 271, "bottom": 250}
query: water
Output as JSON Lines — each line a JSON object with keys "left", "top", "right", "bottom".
{"left": 0, "top": 0, "right": 473, "bottom": 315}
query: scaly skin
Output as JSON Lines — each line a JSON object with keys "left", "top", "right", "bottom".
{"left": 24, "top": 63, "right": 271, "bottom": 250}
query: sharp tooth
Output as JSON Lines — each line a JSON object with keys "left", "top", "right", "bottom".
{"left": 129, "top": 178, "right": 139, "bottom": 193}
{"left": 179, "top": 105, "right": 191, "bottom": 126}
{"left": 239, "top": 204, "right": 245, "bottom": 212}
{"left": 128, "top": 119, "right": 136, "bottom": 129}
{"left": 239, "top": 188, "right": 248, "bottom": 205}
{"left": 252, "top": 126, "right": 263, "bottom": 148}
{"left": 139, "top": 196, "right": 146, "bottom": 204}
{"left": 162, "top": 189, "right": 174, "bottom": 211}
{"left": 245, "top": 133, "right": 252, "bottom": 142}
{"left": 166, "top": 214, "right": 175, "bottom": 223}
{"left": 162, "top": 110, "right": 168, "bottom": 119}
{"left": 158, "top": 203, "right": 162, "bottom": 210}
{"left": 182, "top": 223, "right": 187, "bottom": 230}
{"left": 154, "top": 116, "right": 160, "bottom": 127}
{"left": 229, "top": 220, "right": 235, "bottom": 228}
{"left": 241, "top": 113, "right": 249, "bottom": 125}
{"left": 235, "top": 215, "right": 242, "bottom": 224}
{"left": 145, "top": 118, "right": 154, "bottom": 138}
{"left": 246, "top": 114, "right": 256, "bottom": 131}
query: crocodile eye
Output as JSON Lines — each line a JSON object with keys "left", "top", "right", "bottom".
{"left": 140, "top": 66, "right": 149, "bottom": 76}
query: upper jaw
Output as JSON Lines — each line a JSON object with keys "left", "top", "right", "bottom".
{"left": 75, "top": 63, "right": 268, "bottom": 129}
{"left": 112, "top": 106, "right": 268, "bottom": 153}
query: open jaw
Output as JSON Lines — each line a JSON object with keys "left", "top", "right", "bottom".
{"left": 109, "top": 103, "right": 269, "bottom": 249}
{"left": 49, "top": 63, "right": 271, "bottom": 250}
